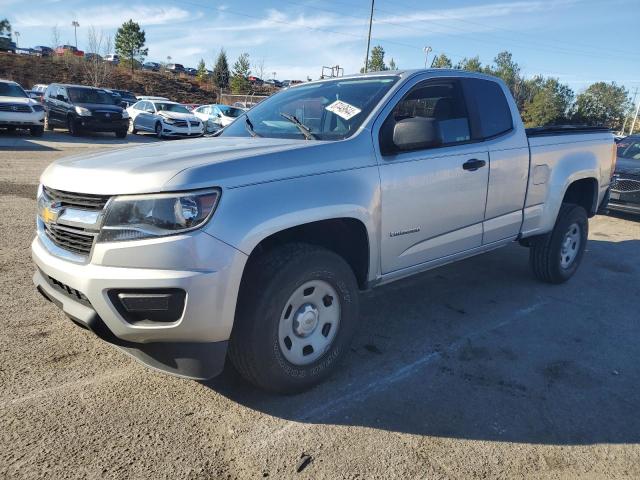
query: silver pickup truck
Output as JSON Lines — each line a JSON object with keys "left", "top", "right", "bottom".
{"left": 33, "top": 70, "right": 615, "bottom": 393}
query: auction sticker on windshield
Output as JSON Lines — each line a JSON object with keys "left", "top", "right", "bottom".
{"left": 326, "top": 100, "right": 362, "bottom": 120}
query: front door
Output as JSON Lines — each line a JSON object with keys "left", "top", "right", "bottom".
{"left": 376, "top": 78, "right": 489, "bottom": 274}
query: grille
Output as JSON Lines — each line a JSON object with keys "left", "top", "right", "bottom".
{"left": 173, "top": 120, "right": 188, "bottom": 127}
{"left": 44, "top": 223, "right": 97, "bottom": 256}
{"left": 94, "top": 111, "right": 122, "bottom": 121}
{"left": 0, "top": 104, "right": 32, "bottom": 113}
{"left": 189, "top": 121, "right": 200, "bottom": 126}
{"left": 611, "top": 177, "right": 640, "bottom": 193}
{"left": 43, "top": 186, "right": 110, "bottom": 211}
{"left": 42, "top": 270, "right": 91, "bottom": 306}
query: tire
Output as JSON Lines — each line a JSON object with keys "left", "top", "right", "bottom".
{"left": 129, "top": 119, "right": 137, "bottom": 134}
{"left": 115, "top": 128, "right": 127, "bottom": 139}
{"left": 229, "top": 243, "right": 360, "bottom": 394}
{"left": 155, "top": 122, "right": 163, "bottom": 139}
{"left": 30, "top": 126, "right": 44, "bottom": 137}
{"left": 529, "top": 204, "right": 588, "bottom": 284}
{"left": 6, "top": 126, "right": 16, "bottom": 133}
{"left": 67, "top": 116, "right": 80, "bottom": 136}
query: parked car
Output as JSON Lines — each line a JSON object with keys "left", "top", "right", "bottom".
{"left": 32, "top": 84, "right": 48, "bottom": 94}
{"left": 26, "top": 90, "right": 44, "bottom": 102}
{"left": 166, "top": 63, "right": 185, "bottom": 73}
{"left": 43, "top": 83, "right": 129, "bottom": 137}
{"left": 104, "top": 54, "right": 119, "bottom": 64}
{"left": 54, "top": 45, "right": 84, "bottom": 57}
{"left": 16, "top": 47, "right": 39, "bottom": 56}
{"left": 32, "top": 71, "right": 616, "bottom": 393}
{"left": 109, "top": 89, "right": 138, "bottom": 108}
{"left": 185, "top": 67, "right": 197, "bottom": 76}
{"left": 264, "top": 79, "right": 283, "bottom": 88}
{"left": 142, "top": 62, "right": 160, "bottom": 72}
{"left": 126, "top": 99, "right": 204, "bottom": 138}
{"left": 136, "top": 95, "right": 170, "bottom": 101}
{"left": 33, "top": 46, "right": 53, "bottom": 57}
{"left": 193, "top": 104, "right": 244, "bottom": 132}
{"left": 231, "top": 101, "right": 256, "bottom": 110}
{"left": 247, "top": 75, "right": 263, "bottom": 86}
{"left": 0, "top": 79, "right": 45, "bottom": 136}
{"left": 609, "top": 134, "right": 640, "bottom": 214}
{"left": 84, "top": 52, "right": 102, "bottom": 62}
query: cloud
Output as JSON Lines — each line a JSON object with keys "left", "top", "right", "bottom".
{"left": 14, "top": 5, "right": 194, "bottom": 28}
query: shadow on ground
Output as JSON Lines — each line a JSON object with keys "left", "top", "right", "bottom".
{"left": 205, "top": 238, "right": 640, "bottom": 446}
{"left": 0, "top": 128, "right": 158, "bottom": 151}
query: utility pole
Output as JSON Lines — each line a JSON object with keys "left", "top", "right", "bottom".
{"left": 14, "top": 31, "right": 20, "bottom": 48}
{"left": 71, "top": 21, "right": 80, "bottom": 49}
{"left": 622, "top": 87, "right": 638, "bottom": 135}
{"left": 423, "top": 46, "right": 432, "bottom": 69}
{"left": 630, "top": 95, "right": 640, "bottom": 135}
{"left": 363, "top": 0, "right": 375, "bottom": 73}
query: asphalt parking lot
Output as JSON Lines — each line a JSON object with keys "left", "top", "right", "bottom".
{"left": 1, "top": 131, "right": 639, "bottom": 479}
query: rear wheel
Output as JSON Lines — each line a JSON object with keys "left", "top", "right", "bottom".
{"left": 529, "top": 204, "right": 588, "bottom": 284}
{"left": 229, "top": 243, "right": 360, "bottom": 394}
{"left": 115, "top": 128, "right": 127, "bottom": 138}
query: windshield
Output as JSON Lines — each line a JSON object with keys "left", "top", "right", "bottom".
{"left": 0, "top": 82, "right": 28, "bottom": 98}
{"left": 68, "top": 88, "right": 115, "bottom": 105}
{"left": 154, "top": 103, "right": 190, "bottom": 114}
{"left": 219, "top": 106, "right": 244, "bottom": 118}
{"left": 220, "top": 76, "right": 399, "bottom": 140}
{"left": 617, "top": 137, "right": 640, "bottom": 160}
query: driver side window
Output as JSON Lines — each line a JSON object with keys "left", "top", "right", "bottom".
{"left": 380, "top": 79, "right": 471, "bottom": 155}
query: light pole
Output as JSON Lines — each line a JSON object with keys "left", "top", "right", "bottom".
{"left": 363, "top": 0, "right": 375, "bottom": 73}
{"left": 71, "top": 21, "right": 79, "bottom": 49}
{"left": 423, "top": 46, "right": 432, "bottom": 68}
{"left": 14, "top": 31, "right": 20, "bottom": 48}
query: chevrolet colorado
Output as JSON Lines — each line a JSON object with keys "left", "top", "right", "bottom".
{"left": 32, "top": 70, "right": 615, "bottom": 393}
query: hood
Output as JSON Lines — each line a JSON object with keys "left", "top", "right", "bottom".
{"left": 40, "top": 137, "right": 314, "bottom": 194}
{"left": 158, "top": 110, "right": 197, "bottom": 121}
{"left": 0, "top": 96, "right": 35, "bottom": 106}
{"left": 78, "top": 103, "right": 123, "bottom": 113}
{"left": 615, "top": 157, "right": 640, "bottom": 176}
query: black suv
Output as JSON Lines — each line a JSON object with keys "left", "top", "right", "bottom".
{"left": 44, "top": 84, "right": 129, "bottom": 138}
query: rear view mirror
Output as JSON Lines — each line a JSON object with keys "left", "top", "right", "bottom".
{"left": 393, "top": 117, "right": 440, "bottom": 151}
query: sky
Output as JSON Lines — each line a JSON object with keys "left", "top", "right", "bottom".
{"left": 2, "top": 0, "right": 639, "bottom": 95}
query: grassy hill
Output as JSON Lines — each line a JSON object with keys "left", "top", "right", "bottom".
{"left": 0, "top": 53, "right": 219, "bottom": 104}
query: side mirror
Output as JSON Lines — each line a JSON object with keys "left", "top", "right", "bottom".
{"left": 392, "top": 117, "right": 440, "bottom": 151}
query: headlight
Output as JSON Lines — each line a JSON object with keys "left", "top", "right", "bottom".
{"left": 75, "top": 106, "right": 92, "bottom": 116}
{"left": 98, "top": 189, "right": 221, "bottom": 242}
{"left": 162, "top": 117, "right": 176, "bottom": 124}
{"left": 121, "top": 110, "right": 130, "bottom": 119}
{"left": 32, "top": 104, "right": 44, "bottom": 112}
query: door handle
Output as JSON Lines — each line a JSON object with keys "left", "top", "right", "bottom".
{"left": 462, "top": 159, "right": 487, "bottom": 171}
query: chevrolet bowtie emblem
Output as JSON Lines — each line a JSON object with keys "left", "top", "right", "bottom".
{"left": 41, "top": 206, "right": 60, "bottom": 223}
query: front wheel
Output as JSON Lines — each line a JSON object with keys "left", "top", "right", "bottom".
{"left": 229, "top": 243, "right": 360, "bottom": 394}
{"left": 529, "top": 204, "right": 588, "bottom": 284}
{"left": 155, "top": 122, "right": 163, "bottom": 139}
{"left": 115, "top": 128, "right": 127, "bottom": 138}
{"left": 67, "top": 117, "right": 80, "bottom": 137}
{"left": 30, "top": 125, "right": 44, "bottom": 137}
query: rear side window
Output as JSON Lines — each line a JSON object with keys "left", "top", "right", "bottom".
{"left": 465, "top": 79, "right": 513, "bottom": 139}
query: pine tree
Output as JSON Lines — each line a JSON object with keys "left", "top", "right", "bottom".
{"left": 230, "top": 53, "right": 251, "bottom": 94}
{"left": 212, "top": 48, "right": 230, "bottom": 89}
{"left": 196, "top": 58, "right": 208, "bottom": 82}
{"left": 114, "top": 19, "right": 148, "bottom": 73}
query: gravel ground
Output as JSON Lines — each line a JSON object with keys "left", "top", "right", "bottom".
{"left": 1, "top": 131, "right": 639, "bottom": 479}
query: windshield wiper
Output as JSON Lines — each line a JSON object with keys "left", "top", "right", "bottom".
{"left": 245, "top": 115, "right": 260, "bottom": 137}
{"left": 279, "top": 112, "right": 316, "bottom": 140}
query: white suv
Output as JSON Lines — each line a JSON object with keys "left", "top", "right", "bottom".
{"left": 0, "top": 79, "right": 45, "bottom": 136}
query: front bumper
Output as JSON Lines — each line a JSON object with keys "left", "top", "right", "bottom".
{"left": 0, "top": 111, "right": 45, "bottom": 127}
{"left": 76, "top": 117, "right": 129, "bottom": 132}
{"left": 32, "top": 230, "right": 248, "bottom": 379}
{"left": 162, "top": 123, "right": 204, "bottom": 137}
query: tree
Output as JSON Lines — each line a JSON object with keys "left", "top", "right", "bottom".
{"left": 455, "top": 56, "right": 483, "bottom": 72}
{"left": 230, "top": 52, "right": 251, "bottom": 94}
{"left": 50, "top": 25, "right": 61, "bottom": 50}
{"left": 253, "top": 57, "right": 266, "bottom": 80}
{"left": 521, "top": 78, "right": 574, "bottom": 127}
{"left": 487, "top": 51, "right": 527, "bottom": 108}
{"left": 114, "top": 19, "right": 148, "bottom": 73}
{"left": 0, "top": 18, "right": 10, "bottom": 38}
{"left": 213, "top": 49, "right": 230, "bottom": 90}
{"left": 573, "top": 82, "right": 630, "bottom": 129}
{"left": 84, "top": 26, "right": 112, "bottom": 87}
{"left": 196, "top": 58, "right": 208, "bottom": 82}
{"left": 362, "top": 45, "right": 387, "bottom": 72}
{"left": 431, "top": 54, "right": 452, "bottom": 68}
{"left": 389, "top": 58, "right": 397, "bottom": 70}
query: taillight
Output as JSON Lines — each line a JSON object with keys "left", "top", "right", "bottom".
{"left": 610, "top": 142, "right": 617, "bottom": 178}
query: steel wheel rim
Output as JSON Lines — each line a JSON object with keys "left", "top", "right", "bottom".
{"left": 278, "top": 279, "right": 341, "bottom": 366}
{"left": 560, "top": 222, "right": 581, "bottom": 268}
